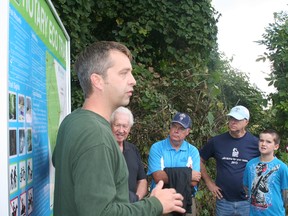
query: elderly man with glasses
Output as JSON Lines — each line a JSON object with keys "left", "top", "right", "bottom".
{"left": 111, "top": 106, "right": 148, "bottom": 203}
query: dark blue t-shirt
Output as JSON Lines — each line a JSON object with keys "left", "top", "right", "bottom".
{"left": 200, "top": 131, "right": 259, "bottom": 201}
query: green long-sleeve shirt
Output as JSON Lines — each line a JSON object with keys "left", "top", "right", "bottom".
{"left": 52, "top": 109, "right": 162, "bottom": 216}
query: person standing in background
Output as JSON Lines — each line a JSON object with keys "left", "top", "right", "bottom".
{"left": 243, "top": 129, "right": 288, "bottom": 215}
{"left": 111, "top": 106, "right": 148, "bottom": 202}
{"left": 148, "top": 112, "right": 201, "bottom": 216}
{"left": 200, "top": 105, "right": 260, "bottom": 216}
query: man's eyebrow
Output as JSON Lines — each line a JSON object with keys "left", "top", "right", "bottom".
{"left": 120, "top": 67, "right": 132, "bottom": 72}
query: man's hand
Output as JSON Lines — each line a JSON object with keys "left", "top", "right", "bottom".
{"left": 150, "top": 180, "right": 186, "bottom": 214}
{"left": 201, "top": 157, "right": 222, "bottom": 199}
{"left": 192, "top": 170, "right": 201, "bottom": 182}
{"left": 207, "top": 181, "right": 223, "bottom": 199}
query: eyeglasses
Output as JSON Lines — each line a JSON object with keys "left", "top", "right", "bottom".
{"left": 228, "top": 117, "right": 246, "bottom": 122}
{"left": 113, "top": 123, "right": 130, "bottom": 130}
{"left": 170, "top": 123, "right": 187, "bottom": 132}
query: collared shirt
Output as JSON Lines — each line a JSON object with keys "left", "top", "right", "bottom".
{"left": 147, "top": 136, "right": 200, "bottom": 190}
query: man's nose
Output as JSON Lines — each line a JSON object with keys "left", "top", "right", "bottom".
{"left": 118, "top": 126, "right": 125, "bottom": 131}
{"left": 129, "top": 73, "right": 136, "bottom": 86}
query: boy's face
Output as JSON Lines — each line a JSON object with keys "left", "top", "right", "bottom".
{"left": 258, "top": 133, "right": 279, "bottom": 156}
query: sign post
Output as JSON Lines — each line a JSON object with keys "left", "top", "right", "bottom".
{"left": 1, "top": 0, "right": 70, "bottom": 215}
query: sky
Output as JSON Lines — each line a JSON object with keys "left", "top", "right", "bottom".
{"left": 212, "top": 0, "right": 288, "bottom": 94}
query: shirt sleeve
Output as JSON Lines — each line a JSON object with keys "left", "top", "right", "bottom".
{"left": 191, "top": 147, "right": 200, "bottom": 172}
{"left": 147, "top": 143, "right": 163, "bottom": 175}
{"left": 135, "top": 147, "right": 147, "bottom": 180}
{"left": 243, "top": 163, "right": 249, "bottom": 187}
{"left": 280, "top": 162, "right": 288, "bottom": 190}
{"left": 73, "top": 145, "right": 162, "bottom": 216}
{"left": 199, "top": 138, "right": 214, "bottom": 161}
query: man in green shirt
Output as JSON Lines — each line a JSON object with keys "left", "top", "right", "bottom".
{"left": 52, "top": 41, "right": 185, "bottom": 216}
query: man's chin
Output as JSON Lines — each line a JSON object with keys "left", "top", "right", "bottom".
{"left": 122, "top": 97, "right": 131, "bottom": 106}
{"left": 116, "top": 138, "right": 125, "bottom": 142}
{"left": 114, "top": 100, "right": 130, "bottom": 110}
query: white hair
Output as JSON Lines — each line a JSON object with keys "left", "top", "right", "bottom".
{"left": 111, "top": 106, "right": 134, "bottom": 126}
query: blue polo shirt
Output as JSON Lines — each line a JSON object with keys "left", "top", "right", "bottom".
{"left": 147, "top": 136, "right": 200, "bottom": 190}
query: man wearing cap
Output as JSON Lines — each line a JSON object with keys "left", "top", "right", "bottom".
{"left": 148, "top": 112, "right": 201, "bottom": 216}
{"left": 200, "top": 105, "right": 260, "bottom": 216}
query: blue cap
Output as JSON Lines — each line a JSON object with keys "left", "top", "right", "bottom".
{"left": 172, "top": 112, "right": 192, "bottom": 129}
{"left": 227, "top": 105, "right": 250, "bottom": 120}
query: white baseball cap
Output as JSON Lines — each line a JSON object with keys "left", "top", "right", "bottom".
{"left": 227, "top": 105, "right": 250, "bottom": 120}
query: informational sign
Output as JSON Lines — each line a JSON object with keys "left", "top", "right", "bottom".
{"left": 4, "top": 0, "right": 70, "bottom": 215}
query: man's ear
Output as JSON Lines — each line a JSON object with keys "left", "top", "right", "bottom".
{"left": 244, "top": 119, "right": 249, "bottom": 126}
{"left": 91, "top": 73, "right": 104, "bottom": 90}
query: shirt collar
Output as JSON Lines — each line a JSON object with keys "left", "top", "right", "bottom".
{"left": 166, "top": 137, "right": 187, "bottom": 151}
